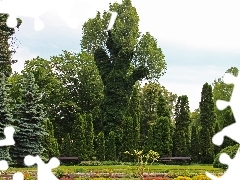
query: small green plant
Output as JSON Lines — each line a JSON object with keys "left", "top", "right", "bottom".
{"left": 124, "top": 149, "right": 160, "bottom": 180}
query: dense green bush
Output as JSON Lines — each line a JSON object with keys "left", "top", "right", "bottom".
{"left": 213, "top": 144, "right": 240, "bottom": 169}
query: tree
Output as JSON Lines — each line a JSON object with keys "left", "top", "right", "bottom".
{"left": 0, "top": 14, "right": 21, "bottom": 77}
{"left": 172, "top": 95, "right": 191, "bottom": 156}
{"left": 10, "top": 73, "right": 47, "bottom": 166}
{"left": 221, "top": 108, "right": 236, "bottom": 149}
{"left": 212, "top": 67, "right": 238, "bottom": 129}
{"left": 43, "top": 118, "right": 60, "bottom": 159}
{"left": 0, "top": 73, "right": 13, "bottom": 162}
{"left": 60, "top": 133, "right": 72, "bottom": 156}
{"left": 105, "top": 131, "right": 116, "bottom": 161}
{"left": 199, "top": 82, "right": 215, "bottom": 163}
{"left": 214, "top": 122, "right": 221, "bottom": 156}
{"left": 81, "top": 0, "right": 166, "bottom": 140}
{"left": 190, "top": 125, "right": 199, "bottom": 163}
{"left": 71, "top": 113, "right": 87, "bottom": 161}
{"left": 95, "top": 132, "right": 105, "bottom": 161}
{"left": 51, "top": 51, "right": 104, "bottom": 136}
{"left": 85, "top": 113, "right": 95, "bottom": 159}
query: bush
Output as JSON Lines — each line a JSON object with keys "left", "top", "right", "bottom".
{"left": 213, "top": 144, "right": 240, "bottom": 169}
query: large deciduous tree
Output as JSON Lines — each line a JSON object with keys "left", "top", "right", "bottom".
{"left": 80, "top": 0, "right": 166, "bottom": 140}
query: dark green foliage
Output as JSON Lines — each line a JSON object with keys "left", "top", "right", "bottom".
{"left": 81, "top": 1, "right": 166, "bottom": 155}
{"left": 199, "top": 127, "right": 214, "bottom": 164}
{"left": 173, "top": 95, "right": 191, "bottom": 156}
{"left": 213, "top": 144, "right": 240, "bottom": 169}
{"left": 154, "top": 117, "right": 172, "bottom": 156}
{"left": 71, "top": 114, "right": 87, "bottom": 161}
{"left": 221, "top": 108, "right": 236, "bottom": 149}
{"left": 85, "top": 113, "right": 95, "bottom": 160}
{"left": 105, "top": 131, "right": 116, "bottom": 161}
{"left": 145, "top": 125, "right": 154, "bottom": 153}
{"left": 10, "top": 73, "right": 47, "bottom": 166}
{"left": 43, "top": 118, "right": 60, "bottom": 159}
{"left": 0, "top": 14, "right": 21, "bottom": 77}
{"left": 95, "top": 132, "right": 105, "bottom": 161}
{"left": 190, "top": 125, "right": 199, "bottom": 163}
{"left": 199, "top": 83, "right": 215, "bottom": 163}
{"left": 60, "top": 133, "right": 72, "bottom": 156}
{"left": 0, "top": 73, "right": 13, "bottom": 162}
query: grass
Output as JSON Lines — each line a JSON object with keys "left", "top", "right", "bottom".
{"left": 6, "top": 164, "right": 223, "bottom": 174}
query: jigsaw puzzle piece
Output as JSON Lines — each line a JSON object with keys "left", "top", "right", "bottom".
{"left": 0, "top": 126, "right": 15, "bottom": 146}
{"left": 12, "top": 172, "right": 24, "bottom": 180}
{"left": 0, "top": 160, "right": 8, "bottom": 171}
{"left": 0, "top": 0, "right": 55, "bottom": 30}
{"left": 24, "top": 155, "right": 60, "bottom": 180}
{"left": 212, "top": 122, "right": 240, "bottom": 146}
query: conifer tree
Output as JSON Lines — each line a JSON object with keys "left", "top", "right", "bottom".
{"left": 0, "top": 73, "right": 13, "bottom": 162}
{"left": 190, "top": 125, "right": 199, "bottom": 163}
{"left": 10, "top": 73, "right": 47, "bottom": 166}
{"left": 85, "top": 113, "right": 95, "bottom": 159}
{"left": 71, "top": 113, "right": 87, "bottom": 161}
{"left": 60, "top": 133, "right": 72, "bottom": 156}
{"left": 105, "top": 131, "right": 116, "bottom": 161}
{"left": 172, "top": 95, "right": 191, "bottom": 156}
{"left": 145, "top": 125, "right": 154, "bottom": 153}
{"left": 44, "top": 118, "right": 60, "bottom": 159}
{"left": 96, "top": 132, "right": 105, "bottom": 161}
{"left": 199, "top": 83, "right": 215, "bottom": 164}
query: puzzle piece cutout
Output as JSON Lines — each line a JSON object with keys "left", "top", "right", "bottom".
{"left": 212, "top": 73, "right": 240, "bottom": 146}
{"left": 207, "top": 72, "right": 240, "bottom": 179}
{"left": 20, "top": 155, "right": 60, "bottom": 180}
{"left": 206, "top": 147, "right": 240, "bottom": 179}
{"left": 0, "top": 126, "right": 15, "bottom": 171}
{"left": 0, "top": 0, "right": 120, "bottom": 31}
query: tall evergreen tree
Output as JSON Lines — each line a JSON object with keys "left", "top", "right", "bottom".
{"left": 214, "top": 122, "right": 221, "bottom": 156}
{"left": 172, "top": 95, "right": 191, "bottom": 156}
{"left": 0, "top": 73, "right": 13, "bottom": 162}
{"left": 190, "top": 125, "right": 199, "bottom": 163}
{"left": 105, "top": 131, "right": 116, "bottom": 161}
{"left": 199, "top": 82, "right": 215, "bottom": 164}
{"left": 71, "top": 113, "right": 87, "bottom": 161}
{"left": 145, "top": 125, "right": 154, "bottom": 153}
{"left": 10, "top": 73, "right": 47, "bottom": 166}
{"left": 43, "top": 118, "right": 60, "bottom": 159}
{"left": 60, "top": 133, "right": 72, "bottom": 156}
{"left": 95, "top": 132, "right": 105, "bottom": 161}
{"left": 85, "top": 113, "right": 95, "bottom": 160}
{"left": 0, "top": 14, "right": 21, "bottom": 77}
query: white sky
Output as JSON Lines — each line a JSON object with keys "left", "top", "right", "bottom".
{"left": 3, "top": 0, "right": 240, "bottom": 111}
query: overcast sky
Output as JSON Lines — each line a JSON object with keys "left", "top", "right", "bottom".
{"left": 6, "top": 0, "right": 240, "bottom": 111}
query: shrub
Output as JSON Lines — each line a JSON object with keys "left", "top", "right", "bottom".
{"left": 213, "top": 144, "right": 240, "bottom": 169}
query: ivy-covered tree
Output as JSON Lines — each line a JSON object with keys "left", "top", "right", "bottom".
{"left": 43, "top": 118, "right": 60, "bottom": 159}
{"left": 221, "top": 108, "right": 236, "bottom": 149}
{"left": 60, "top": 133, "right": 72, "bottom": 156}
{"left": 105, "top": 131, "right": 116, "bottom": 161}
{"left": 81, "top": 0, "right": 166, "bottom": 143}
{"left": 172, "top": 95, "right": 191, "bottom": 156}
{"left": 0, "top": 14, "right": 21, "bottom": 77}
{"left": 199, "top": 82, "right": 215, "bottom": 164}
{"left": 10, "top": 73, "right": 47, "bottom": 166}
{"left": 0, "top": 73, "right": 13, "bottom": 162}
{"left": 190, "top": 125, "right": 199, "bottom": 163}
{"left": 85, "top": 113, "right": 95, "bottom": 160}
{"left": 71, "top": 113, "right": 87, "bottom": 161}
{"left": 95, "top": 132, "right": 105, "bottom": 161}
